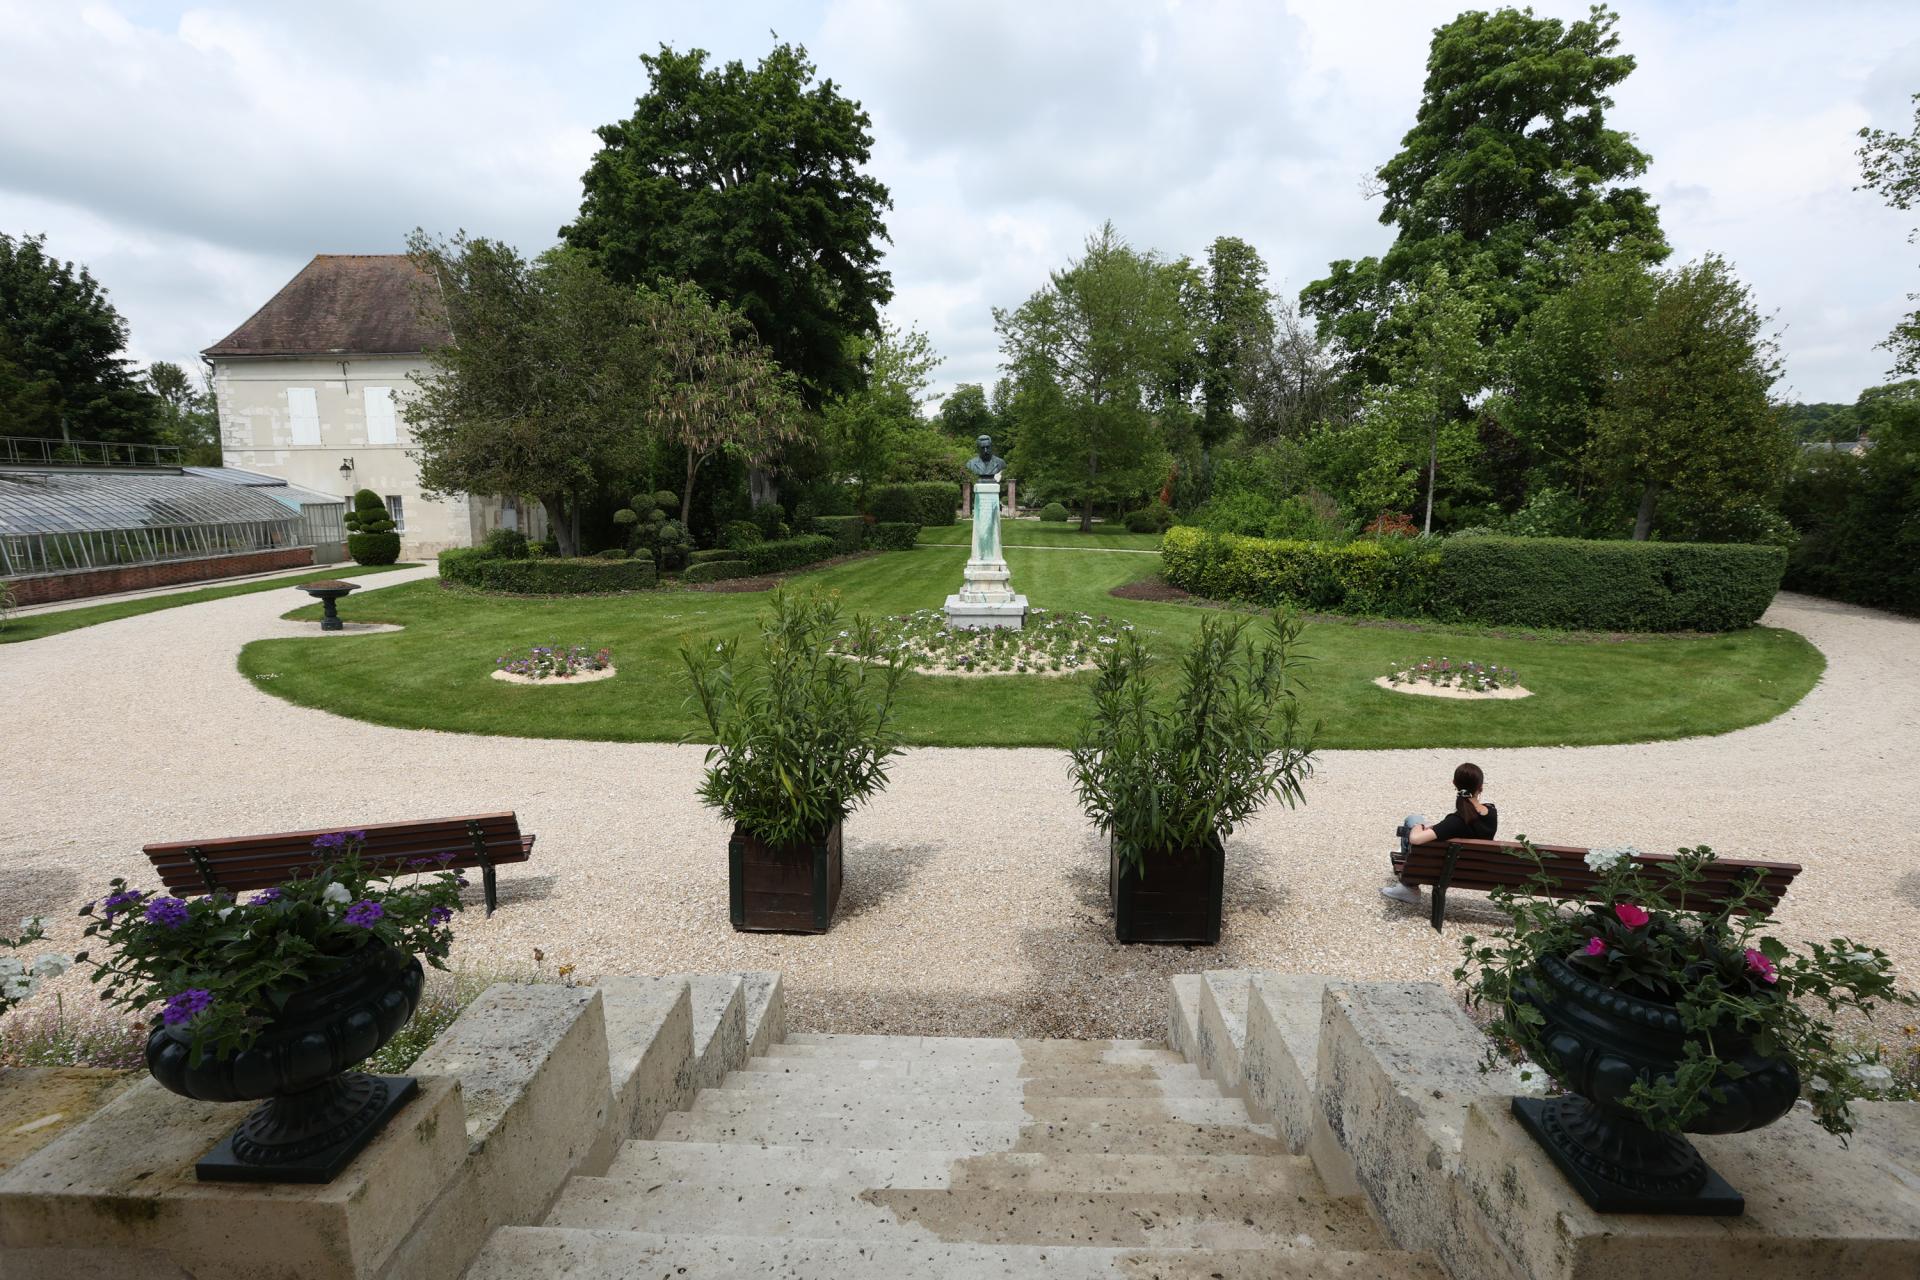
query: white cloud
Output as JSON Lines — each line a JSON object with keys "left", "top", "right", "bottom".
{"left": 1, "top": 0, "right": 1917, "bottom": 402}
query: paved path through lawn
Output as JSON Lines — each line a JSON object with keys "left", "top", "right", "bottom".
{"left": 2, "top": 567, "right": 1915, "bottom": 1039}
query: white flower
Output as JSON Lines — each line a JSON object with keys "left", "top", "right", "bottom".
{"left": 1510, "top": 1060, "right": 1552, "bottom": 1096}
{"left": 0, "top": 957, "right": 24, "bottom": 979}
{"left": 1584, "top": 846, "right": 1639, "bottom": 873}
{"left": 18, "top": 916, "right": 46, "bottom": 934}
{"left": 321, "top": 882, "right": 352, "bottom": 905}
{"left": 217, "top": 907, "right": 236, "bottom": 922}
{"left": 2, "top": 976, "right": 34, "bottom": 1001}
{"left": 1843, "top": 949, "right": 1878, "bottom": 965}
{"left": 30, "top": 954, "right": 67, "bottom": 979}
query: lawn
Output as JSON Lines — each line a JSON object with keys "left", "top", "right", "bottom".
{"left": 237, "top": 543, "right": 1824, "bottom": 750}
{"left": 916, "top": 521, "right": 1163, "bottom": 552}
{"left": 1, "top": 562, "right": 419, "bottom": 645}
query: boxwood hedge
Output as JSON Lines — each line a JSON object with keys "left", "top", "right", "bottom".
{"left": 868, "top": 481, "right": 958, "bottom": 527}
{"left": 682, "top": 560, "right": 757, "bottom": 584}
{"left": 741, "top": 534, "right": 836, "bottom": 574}
{"left": 1159, "top": 527, "right": 1785, "bottom": 632}
{"left": 688, "top": 548, "right": 746, "bottom": 565}
{"left": 439, "top": 550, "right": 656, "bottom": 595}
{"left": 866, "top": 521, "right": 920, "bottom": 551}
{"left": 810, "top": 515, "right": 866, "bottom": 553}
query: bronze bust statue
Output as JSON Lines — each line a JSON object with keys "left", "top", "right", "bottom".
{"left": 965, "top": 434, "right": 1006, "bottom": 480}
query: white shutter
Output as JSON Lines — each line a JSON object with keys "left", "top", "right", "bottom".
{"left": 364, "top": 386, "right": 398, "bottom": 445}
{"left": 286, "top": 387, "right": 320, "bottom": 446}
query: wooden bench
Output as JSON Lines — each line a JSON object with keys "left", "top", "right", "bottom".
{"left": 1391, "top": 837, "right": 1802, "bottom": 932}
{"left": 143, "top": 812, "right": 534, "bottom": 916}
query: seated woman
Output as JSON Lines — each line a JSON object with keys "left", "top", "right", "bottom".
{"left": 1380, "top": 762, "right": 1497, "bottom": 905}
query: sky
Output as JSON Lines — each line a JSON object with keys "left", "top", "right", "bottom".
{"left": 3, "top": 0, "right": 1918, "bottom": 407}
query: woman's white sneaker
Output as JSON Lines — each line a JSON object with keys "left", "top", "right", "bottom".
{"left": 1378, "top": 882, "right": 1422, "bottom": 905}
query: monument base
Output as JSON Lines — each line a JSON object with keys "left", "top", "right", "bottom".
{"left": 943, "top": 594, "right": 1029, "bottom": 630}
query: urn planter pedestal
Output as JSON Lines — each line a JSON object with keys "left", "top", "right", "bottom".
{"left": 729, "top": 819, "right": 844, "bottom": 933}
{"left": 1512, "top": 953, "right": 1800, "bottom": 1215}
{"left": 1109, "top": 834, "right": 1224, "bottom": 945}
{"left": 145, "top": 942, "right": 425, "bottom": 1184}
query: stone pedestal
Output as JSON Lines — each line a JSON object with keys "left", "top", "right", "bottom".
{"left": 943, "top": 481, "right": 1027, "bottom": 630}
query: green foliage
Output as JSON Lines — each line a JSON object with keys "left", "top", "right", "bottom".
{"left": 594, "top": 548, "right": 630, "bottom": 560}
{"left": 866, "top": 521, "right": 920, "bottom": 551}
{"left": 146, "top": 360, "right": 220, "bottom": 465}
{"left": 866, "top": 481, "right": 956, "bottom": 526}
{"left": 740, "top": 533, "right": 836, "bottom": 574}
{"left": 721, "top": 519, "right": 764, "bottom": 550}
{"left": 0, "top": 232, "right": 162, "bottom": 443}
{"left": 682, "top": 559, "right": 757, "bottom": 584}
{"left": 437, "top": 552, "right": 657, "bottom": 595}
{"left": 480, "top": 527, "right": 530, "bottom": 559}
{"left": 1302, "top": 4, "right": 1667, "bottom": 379}
{"left": 750, "top": 503, "right": 787, "bottom": 541}
{"left": 1071, "top": 612, "right": 1316, "bottom": 876}
{"left": 1857, "top": 91, "right": 1920, "bottom": 376}
{"left": 343, "top": 489, "right": 401, "bottom": 565}
{"left": 682, "top": 591, "right": 907, "bottom": 844}
{"left": 1503, "top": 486, "right": 1586, "bottom": 538}
{"left": 1430, "top": 536, "right": 1785, "bottom": 631}
{"left": 936, "top": 382, "right": 998, "bottom": 441}
{"left": 1161, "top": 526, "right": 1439, "bottom": 617}
{"left": 611, "top": 508, "right": 639, "bottom": 528}
{"left": 1195, "top": 236, "right": 1276, "bottom": 451}
{"left": 1782, "top": 381, "right": 1920, "bottom": 615}
{"left": 687, "top": 548, "right": 746, "bottom": 565}
{"left": 563, "top": 41, "right": 892, "bottom": 406}
{"left": 1455, "top": 843, "right": 1914, "bottom": 1135}
{"left": 822, "top": 322, "right": 948, "bottom": 495}
{"left": 1124, "top": 502, "right": 1175, "bottom": 534}
{"left": 652, "top": 490, "right": 679, "bottom": 514}
{"left": 809, "top": 515, "right": 866, "bottom": 554}
{"left": 1039, "top": 502, "right": 1069, "bottom": 522}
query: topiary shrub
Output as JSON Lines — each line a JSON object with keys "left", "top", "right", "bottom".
{"left": 682, "top": 559, "right": 758, "bottom": 585}
{"left": 612, "top": 508, "right": 640, "bottom": 528}
{"left": 1124, "top": 502, "right": 1175, "bottom": 534}
{"left": 868, "top": 481, "right": 958, "bottom": 527}
{"left": 343, "top": 489, "right": 401, "bottom": 565}
{"left": 439, "top": 555, "right": 656, "bottom": 595}
{"left": 867, "top": 522, "right": 920, "bottom": 551}
{"left": 652, "top": 490, "right": 679, "bottom": 516}
{"left": 1040, "top": 502, "right": 1069, "bottom": 523}
{"left": 721, "top": 520, "right": 765, "bottom": 550}
{"left": 809, "top": 515, "right": 865, "bottom": 554}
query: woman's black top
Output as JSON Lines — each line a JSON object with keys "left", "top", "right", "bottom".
{"left": 1430, "top": 803, "right": 1498, "bottom": 843}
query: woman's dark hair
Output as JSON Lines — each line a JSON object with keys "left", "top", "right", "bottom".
{"left": 1453, "top": 762, "right": 1484, "bottom": 826}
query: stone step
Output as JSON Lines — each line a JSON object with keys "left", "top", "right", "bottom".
{"left": 655, "top": 1110, "right": 1286, "bottom": 1156}
{"left": 687, "top": 1089, "right": 1254, "bottom": 1128}
{"left": 772, "top": 1035, "right": 1176, "bottom": 1064}
{"left": 604, "top": 1141, "right": 1318, "bottom": 1196}
{"left": 544, "top": 1177, "right": 1385, "bottom": 1251}
{"left": 467, "top": 1228, "right": 1447, "bottom": 1279}
{"left": 713, "top": 1069, "right": 1227, "bottom": 1100}
{"left": 739, "top": 1055, "right": 1205, "bottom": 1082}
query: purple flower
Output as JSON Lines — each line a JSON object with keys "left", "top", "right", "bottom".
{"left": 162, "top": 988, "right": 213, "bottom": 1026}
{"left": 143, "top": 897, "right": 189, "bottom": 929}
{"left": 312, "top": 832, "right": 346, "bottom": 850}
{"left": 343, "top": 900, "right": 385, "bottom": 928}
{"left": 249, "top": 888, "right": 282, "bottom": 905}
{"left": 427, "top": 906, "right": 453, "bottom": 926}
{"left": 101, "top": 890, "right": 146, "bottom": 918}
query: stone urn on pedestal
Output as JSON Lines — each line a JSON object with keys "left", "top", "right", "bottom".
{"left": 943, "top": 435, "right": 1028, "bottom": 630}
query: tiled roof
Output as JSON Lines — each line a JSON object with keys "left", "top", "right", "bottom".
{"left": 204, "top": 254, "right": 451, "bottom": 358}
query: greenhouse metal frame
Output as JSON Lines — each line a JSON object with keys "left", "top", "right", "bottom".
{"left": 0, "top": 470, "right": 305, "bottom": 579}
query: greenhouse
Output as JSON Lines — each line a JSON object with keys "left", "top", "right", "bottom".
{"left": 0, "top": 469, "right": 304, "bottom": 579}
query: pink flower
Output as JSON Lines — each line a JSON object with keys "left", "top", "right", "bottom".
{"left": 1582, "top": 936, "right": 1607, "bottom": 957}
{"left": 1744, "top": 949, "right": 1778, "bottom": 984}
{"left": 1614, "top": 903, "right": 1650, "bottom": 928}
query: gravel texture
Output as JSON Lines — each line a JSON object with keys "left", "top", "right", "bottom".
{"left": 1, "top": 568, "right": 1914, "bottom": 1042}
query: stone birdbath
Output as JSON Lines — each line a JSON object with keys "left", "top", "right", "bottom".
{"left": 296, "top": 580, "right": 361, "bottom": 631}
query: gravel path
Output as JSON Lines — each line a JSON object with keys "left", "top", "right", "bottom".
{"left": 1, "top": 569, "right": 1915, "bottom": 1040}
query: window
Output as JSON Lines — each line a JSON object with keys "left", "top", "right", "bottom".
{"left": 286, "top": 387, "right": 320, "bottom": 446}
{"left": 363, "top": 386, "right": 398, "bottom": 445}
{"left": 384, "top": 495, "right": 406, "bottom": 532}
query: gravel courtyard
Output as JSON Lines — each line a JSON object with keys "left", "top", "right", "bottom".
{"left": 2, "top": 565, "right": 1915, "bottom": 1039}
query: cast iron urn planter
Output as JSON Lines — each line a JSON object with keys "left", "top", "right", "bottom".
{"left": 1109, "top": 833, "right": 1224, "bottom": 945}
{"left": 296, "top": 579, "right": 361, "bottom": 631}
{"left": 146, "top": 942, "right": 425, "bottom": 1183}
{"left": 1510, "top": 953, "right": 1800, "bottom": 1215}
{"left": 729, "top": 818, "right": 843, "bottom": 933}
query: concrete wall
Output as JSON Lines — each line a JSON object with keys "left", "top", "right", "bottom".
{"left": 210, "top": 356, "right": 532, "bottom": 559}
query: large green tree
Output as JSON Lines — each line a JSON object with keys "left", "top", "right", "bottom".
{"left": 1857, "top": 91, "right": 1920, "bottom": 376}
{"left": 1782, "top": 381, "right": 1920, "bottom": 613}
{"left": 405, "top": 233, "right": 655, "bottom": 556}
{"left": 995, "top": 224, "right": 1194, "bottom": 530}
{"left": 562, "top": 42, "right": 892, "bottom": 408}
{"left": 1302, "top": 4, "right": 1666, "bottom": 383}
{"left": 146, "top": 360, "right": 220, "bottom": 465}
{"left": 820, "top": 322, "right": 948, "bottom": 499}
{"left": 1193, "top": 236, "right": 1275, "bottom": 455}
{"left": 0, "top": 232, "right": 159, "bottom": 442}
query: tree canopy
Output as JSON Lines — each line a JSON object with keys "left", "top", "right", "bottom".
{"left": 1301, "top": 4, "right": 1667, "bottom": 382}
{"left": 562, "top": 42, "right": 893, "bottom": 408}
{"left": 1857, "top": 91, "right": 1920, "bottom": 377}
{"left": 0, "top": 232, "right": 160, "bottom": 442}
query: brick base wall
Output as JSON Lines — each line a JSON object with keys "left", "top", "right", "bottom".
{"left": 5, "top": 547, "right": 315, "bottom": 606}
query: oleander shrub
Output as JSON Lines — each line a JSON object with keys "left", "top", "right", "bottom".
{"left": 1428, "top": 537, "right": 1786, "bottom": 632}
{"left": 1040, "top": 502, "right": 1070, "bottom": 523}
{"left": 868, "top": 481, "right": 958, "bottom": 527}
{"left": 438, "top": 553, "right": 656, "bottom": 595}
{"left": 344, "top": 489, "right": 401, "bottom": 565}
{"left": 867, "top": 522, "right": 920, "bottom": 551}
{"left": 810, "top": 515, "right": 866, "bottom": 554}
{"left": 688, "top": 548, "right": 746, "bottom": 565}
{"left": 1160, "top": 527, "right": 1438, "bottom": 616}
{"left": 1124, "top": 502, "right": 1175, "bottom": 534}
{"left": 741, "top": 534, "right": 836, "bottom": 574}
{"left": 683, "top": 559, "right": 758, "bottom": 584}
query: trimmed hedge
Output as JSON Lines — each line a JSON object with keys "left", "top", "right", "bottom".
{"left": 1429, "top": 537, "right": 1786, "bottom": 632}
{"left": 682, "top": 560, "right": 757, "bottom": 584}
{"left": 741, "top": 534, "right": 836, "bottom": 574}
{"left": 1159, "top": 527, "right": 1785, "bottom": 632}
{"left": 867, "top": 521, "right": 920, "bottom": 551}
{"left": 1039, "top": 502, "right": 1069, "bottom": 522}
{"left": 1124, "top": 502, "right": 1175, "bottom": 534}
{"left": 810, "top": 515, "right": 866, "bottom": 554}
{"left": 688, "top": 548, "right": 746, "bottom": 565}
{"left": 868, "top": 481, "right": 957, "bottom": 527}
{"left": 439, "top": 550, "right": 656, "bottom": 595}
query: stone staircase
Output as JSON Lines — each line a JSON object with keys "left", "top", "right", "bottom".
{"left": 465, "top": 1031, "right": 1443, "bottom": 1278}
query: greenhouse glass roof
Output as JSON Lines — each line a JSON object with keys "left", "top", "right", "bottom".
{"left": 0, "top": 471, "right": 300, "bottom": 536}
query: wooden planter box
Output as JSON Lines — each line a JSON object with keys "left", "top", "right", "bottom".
{"left": 1109, "top": 833, "right": 1224, "bottom": 945}
{"left": 729, "top": 819, "right": 843, "bottom": 933}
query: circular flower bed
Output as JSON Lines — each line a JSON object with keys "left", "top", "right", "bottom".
{"left": 827, "top": 608, "right": 1133, "bottom": 676}
{"left": 492, "top": 643, "right": 615, "bottom": 685}
{"left": 1376, "top": 656, "right": 1529, "bottom": 700}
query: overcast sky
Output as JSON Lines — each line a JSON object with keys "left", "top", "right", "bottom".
{"left": 4, "top": 0, "right": 1918, "bottom": 406}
